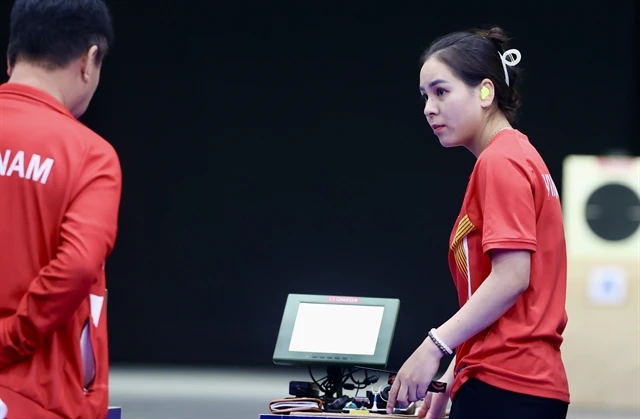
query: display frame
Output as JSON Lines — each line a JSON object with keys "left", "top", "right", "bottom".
{"left": 273, "top": 293, "right": 400, "bottom": 368}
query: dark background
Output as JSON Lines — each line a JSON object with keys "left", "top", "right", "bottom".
{"left": 1, "top": 1, "right": 638, "bottom": 370}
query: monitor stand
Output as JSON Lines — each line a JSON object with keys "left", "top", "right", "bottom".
{"left": 322, "top": 366, "right": 345, "bottom": 399}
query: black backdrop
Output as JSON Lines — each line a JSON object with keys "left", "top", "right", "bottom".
{"left": 1, "top": 1, "right": 638, "bottom": 369}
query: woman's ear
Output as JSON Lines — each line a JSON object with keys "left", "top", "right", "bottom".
{"left": 478, "top": 78, "right": 496, "bottom": 108}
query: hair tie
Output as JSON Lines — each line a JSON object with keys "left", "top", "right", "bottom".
{"left": 498, "top": 48, "right": 521, "bottom": 86}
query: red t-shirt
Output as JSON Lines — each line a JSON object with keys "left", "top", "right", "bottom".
{"left": 0, "top": 82, "right": 122, "bottom": 419}
{"left": 448, "top": 129, "right": 570, "bottom": 403}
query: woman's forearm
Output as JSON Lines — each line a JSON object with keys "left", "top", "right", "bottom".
{"left": 440, "top": 355, "right": 456, "bottom": 397}
{"left": 433, "top": 267, "right": 528, "bottom": 352}
{"left": 442, "top": 354, "right": 456, "bottom": 381}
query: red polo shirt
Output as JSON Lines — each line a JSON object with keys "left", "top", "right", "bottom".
{"left": 448, "top": 129, "right": 570, "bottom": 403}
{"left": 0, "top": 82, "right": 122, "bottom": 419}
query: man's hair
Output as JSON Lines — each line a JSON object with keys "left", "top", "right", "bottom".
{"left": 420, "top": 26, "right": 523, "bottom": 125}
{"left": 7, "top": 0, "right": 114, "bottom": 69}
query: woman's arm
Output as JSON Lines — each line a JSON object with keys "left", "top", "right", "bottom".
{"left": 386, "top": 249, "right": 531, "bottom": 412}
{"left": 432, "top": 249, "right": 531, "bottom": 351}
{"left": 440, "top": 354, "right": 456, "bottom": 393}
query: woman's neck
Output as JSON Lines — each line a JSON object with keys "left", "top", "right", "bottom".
{"left": 467, "top": 114, "right": 513, "bottom": 158}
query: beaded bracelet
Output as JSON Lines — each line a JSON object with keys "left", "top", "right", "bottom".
{"left": 428, "top": 328, "right": 453, "bottom": 356}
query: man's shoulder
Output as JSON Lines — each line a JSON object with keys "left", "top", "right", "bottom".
{"left": 0, "top": 83, "right": 117, "bottom": 160}
{"left": 75, "top": 123, "right": 118, "bottom": 160}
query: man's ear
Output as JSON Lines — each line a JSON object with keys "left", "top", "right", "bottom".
{"left": 80, "top": 45, "right": 100, "bottom": 83}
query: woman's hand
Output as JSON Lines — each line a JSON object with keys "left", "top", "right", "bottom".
{"left": 417, "top": 360, "right": 454, "bottom": 419}
{"left": 417, "top": 391, "right": 449, "bottom": 419}
{"left": 418, "top": 357, "right": 456, "bottom": 419}
{"left": 386, "top": 338, "right": 443, "bottom": 413}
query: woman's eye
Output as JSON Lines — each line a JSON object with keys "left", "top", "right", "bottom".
{"left": 436, "top": 88, "right": 446, "bottom": 96}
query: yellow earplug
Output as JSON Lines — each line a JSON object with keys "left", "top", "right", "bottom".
{"left": 480, "top": 86, "right": 490, "bottom": 100}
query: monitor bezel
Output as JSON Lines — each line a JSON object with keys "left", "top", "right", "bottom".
{"left": 273, "top": 293, "right": 400, "bottom": 368}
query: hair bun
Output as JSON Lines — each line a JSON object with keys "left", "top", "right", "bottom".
{"left": 473, "top": 26, "right": 510, "bottom": 53}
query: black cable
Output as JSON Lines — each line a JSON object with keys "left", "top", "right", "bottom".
{"left": 308, "top": 366, "right": 381, "bottom": 400}
{"left": 308, "top": 366, "right": 330, "bottom": 393}
{"left": 347, "top": 368, "right": 378, "bottom": 390}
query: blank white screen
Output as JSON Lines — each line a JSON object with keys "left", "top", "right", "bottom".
{"left": 289, "top": 303, "right": 385, "bottom": 356}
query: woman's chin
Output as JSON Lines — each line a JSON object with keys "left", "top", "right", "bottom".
{"left": 437, "top": 134, "right": 460, "bottom": 148}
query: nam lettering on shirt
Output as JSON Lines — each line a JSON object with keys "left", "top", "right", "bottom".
{"left": 447, "top": 129, "right": 570, "bottom": 404}
{"left": 0, "top": 149, "right": 55, "bottom": 184}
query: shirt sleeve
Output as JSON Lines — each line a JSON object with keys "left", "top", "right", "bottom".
{"left": 475, "top": 153, "right": 537, "bottom": 254}
{"left": 0, "top": 143, "right": 122, "bottom": 368}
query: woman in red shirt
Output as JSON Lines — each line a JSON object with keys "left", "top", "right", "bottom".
{"left": 386, "top": 27, "right": 570, "bottom": 419}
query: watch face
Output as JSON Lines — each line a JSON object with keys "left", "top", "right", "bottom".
{"left": 585, "top": 183, "right": 640, "bottom": 241}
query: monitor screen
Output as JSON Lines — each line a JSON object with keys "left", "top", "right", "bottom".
{"left": 289, "top": 303, "right": 385, "bottom": 356}
{"left": 273, "top": 294, "right": 400, "bottom": 368}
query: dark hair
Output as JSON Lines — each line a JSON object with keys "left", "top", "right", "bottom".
{"left": 7, "top": 0, "right": 114, "bottom": 69}
{"left": 420, "top": 26, "right": 522, "bottom": 124}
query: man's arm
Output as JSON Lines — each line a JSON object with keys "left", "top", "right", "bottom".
{"left": 0, "top": 145, "right": 122, "bottom": 368}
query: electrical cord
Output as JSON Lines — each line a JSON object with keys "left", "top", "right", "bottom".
{"left": 307, "top": 366, "right": 380, "bottom": 398}
{"left": 377, "top": 381, "right": 388, "bottom": 402}
{"left": 307, "top": 366, "right": 330, "bottom": 394}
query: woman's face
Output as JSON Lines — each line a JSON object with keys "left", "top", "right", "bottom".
{"left": 419, "top": 57, "right": 484, "bottom": 149}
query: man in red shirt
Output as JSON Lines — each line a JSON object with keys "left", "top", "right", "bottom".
{"left": 0, "top": 1, "right": 120, "bottom": 418}
{"left": 387, "top": 27, "right": 570, "bottom": 419}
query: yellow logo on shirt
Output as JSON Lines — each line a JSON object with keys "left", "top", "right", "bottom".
{"left": 450, "top": 215, "right": 477, "bottom": 284}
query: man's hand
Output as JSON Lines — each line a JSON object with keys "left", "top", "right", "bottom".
{"left": 386, "top": 338, "right": 443, "bottom": 413}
